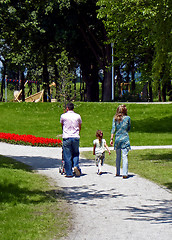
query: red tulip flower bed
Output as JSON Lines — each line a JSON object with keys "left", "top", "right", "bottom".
{"left": 0, "top": 132, "right": 62, "bottom": 147}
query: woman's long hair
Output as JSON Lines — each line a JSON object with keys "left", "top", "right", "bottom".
{"left": 114, "top": 105, "right": 128, "bottom": 122}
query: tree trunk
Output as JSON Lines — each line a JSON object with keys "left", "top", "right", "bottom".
{"left": 82, "top": 63, "right": 99, "bottom": 102}
{"left": 1, "top": 61, "right": 6, "bottom": 101}
{"left": 158, "top": 80, "right": 161, "bottom": 102}
{"left": 148, "top": 81, "right": 153, "bottom": 102}
{"left": 87, "top": 64, "right": 99, "bottom": 102}
{"left": 131, "top": 61, "right": 135, "bottom": 92}
{"left": 126, "top": 68, "right": 130, "bottom": 92}
{"left": 102, "top": 44, "right": 112, "bottom": 102}
{"left": 54, "top": 64, "right": 59, "bottom": 100}
{"left": 42, "top": 50, "right": 50, "bottom": 102}
{"left": 21, "top": 72, "right": 25, "bottom": 102}
{"left": 162, "top": 82, "right": 166, "bottom": 102}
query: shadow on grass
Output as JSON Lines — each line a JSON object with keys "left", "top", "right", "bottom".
{"left": 136, "top": 152, "right": 172, "bottom": 162}
{"left": 0, "top": 182, "right": 63, "bottom": 204}
{"left": 164, "top": 183, "right": 172, "bottom": 190}
{"left": 0, "top": 155, "right": 32, "bottom": 171}
{"left": 131, "top": 116, "right": 172, "bottom": 133}
{"left": 0, "top": 155, "right": 65, "bottom": 205}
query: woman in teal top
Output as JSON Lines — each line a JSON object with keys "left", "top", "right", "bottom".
{"left": 110, "top": 105, "right": 131, "bottom": 178}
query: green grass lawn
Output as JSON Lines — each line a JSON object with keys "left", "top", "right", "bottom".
{"left": 0, "top": 155, "right": 70, "bottom": 240}
{"left": 0, "top": 102, "right": 172, "bottom": 147}
{"left": 0, "top": 101, "right": 171, "bottom": 239}
{"left": 81, "top": 148, "right": 172, "bottom": 191}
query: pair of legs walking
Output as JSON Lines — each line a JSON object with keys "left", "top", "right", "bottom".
{"left": 95, "top": 152, "right": 105, "bottom": 175}
{"left": 63, "top": 138, "right": 81, "bottom": 177}
{"left": 116, "top": 148, "right": 128, "bottom": 177}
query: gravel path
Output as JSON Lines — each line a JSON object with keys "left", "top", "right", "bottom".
{"left": 0, "top": 142, "right": 172, "bottom": 240}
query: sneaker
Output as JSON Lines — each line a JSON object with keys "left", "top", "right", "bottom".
{"left": 74, "top": 167, "right": 81, "bottom": 177}
{"left": 123, "top": 175, "right": 128, "bottom": 179}
{"left": 97, "top": 170, "right": 102, "bottom": 175}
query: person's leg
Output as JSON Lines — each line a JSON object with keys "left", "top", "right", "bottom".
{"left": 97, "top": 152, "right": 105, "bottom": 174}
{"left": 72, "top": 138, "right": 81, "bottom": 176}
{"left": 100, "top": 152, "right": 105, "bottom": 166}
{"left": 116, "top": 148, "right": 121, "bottom": 176}
{"left": 122, "top": 148, "right": 129, "bottom": 177}
{"left": 95, "top": 155, "right": 99, "bottom": 167}
{"left": 98, "top": 160, "right": 102, "bottom": 174}
{"left": 63, "top": 138, "right": 73, "bottom": 176}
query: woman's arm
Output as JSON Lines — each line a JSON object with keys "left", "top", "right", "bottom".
{"left": 127, "top": 117, "right": 131, "bottom": 132}
{"left": 110, "top": 118, "right": 115, "bottom": 145}
{"left": 110, "top": 134, "right": 114, "bottom": 146}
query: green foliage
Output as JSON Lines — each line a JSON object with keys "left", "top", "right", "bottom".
{"left": 56, "top": 50, "right": 76, "bottom": 108}
{"left": 0, "top": 154, "right": 70, "bottom": 239}
{"left": 97, "top": 0, "right": 172, "bottom": 91}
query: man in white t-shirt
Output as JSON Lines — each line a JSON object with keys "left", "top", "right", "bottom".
{"left": 60, "top": 102, "right": 82, "bottom": 177}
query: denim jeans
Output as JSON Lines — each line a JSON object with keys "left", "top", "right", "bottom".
{"left": 63, "top": 138, "right": 80, "bottom": 176}
{"left": 116, "top": 148, "right": 129, "bottom": 176}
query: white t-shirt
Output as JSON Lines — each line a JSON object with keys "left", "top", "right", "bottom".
{"left": 60, "top": 110, "right": 82, "bottom": 138}
{"left": 93, "top": 139, "right": 107, "bottom": 155}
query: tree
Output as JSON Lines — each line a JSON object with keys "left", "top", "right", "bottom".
{"left": 97, "top": 0, "right": 172, "bottom": 101}
{"left": 56, "top": 50, "right": 76, "bottom": 108}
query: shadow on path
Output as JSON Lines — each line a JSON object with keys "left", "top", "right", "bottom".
{"left": 62, "top": 184, "right": 126, "bottom": 205}
{"left": 123, "top": 199, "right": 172, "bottom": 224}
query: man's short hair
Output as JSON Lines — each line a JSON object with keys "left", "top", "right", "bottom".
{"left": 66, "top": 102, "right": 74, "bottom": 110}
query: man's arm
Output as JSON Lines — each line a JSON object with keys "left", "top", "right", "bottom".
{"left": 79, "top": 123, "right": 81, "bottom": 133}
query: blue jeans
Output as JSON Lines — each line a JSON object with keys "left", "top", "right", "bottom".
{"left": 63, "top": 138, "right": 80, "bottom": 176}
{"left": 116, "top": 148, "right": 129, "bottom": 176}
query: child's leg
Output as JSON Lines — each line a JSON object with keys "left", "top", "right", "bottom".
{"left": 100, "top": 152, "right": 105, "bottom": 166}
{"left": 122, "top": 148, "right": 129, "bottom": 176}
{"left": 98, "top": 152, "right": 105, "bottom": 174}
{"left": 116, "top": 148, "right": 121, "bottom": 175}
{"left": 95, "top": 155, "right": 99, "bottom": 167}
{"left": 98, "top": 160, "right": 102, "bottom": 173}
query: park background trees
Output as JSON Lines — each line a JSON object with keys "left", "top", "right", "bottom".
{"left": 0, "top": 0, "right": 171, "bottom": 102}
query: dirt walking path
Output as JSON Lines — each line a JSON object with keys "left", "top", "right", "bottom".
{"left": 0, "top": 142, "right": 171, "bottom": 240}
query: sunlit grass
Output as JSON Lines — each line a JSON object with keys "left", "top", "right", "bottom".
{"left": 0, "top": 102, "right": 172, "bottom": 147}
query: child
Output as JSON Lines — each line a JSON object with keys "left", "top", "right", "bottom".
{"left": 93, "top": 130, "right": 111, "bottom": 175}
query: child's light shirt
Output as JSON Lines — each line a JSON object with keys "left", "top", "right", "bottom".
{"left": 93, "top": 139, "right": 107, "bottom": 155}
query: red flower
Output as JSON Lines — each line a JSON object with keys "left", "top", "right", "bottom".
{"left": 0, "top": 132, "right": 62, "bottom": 147}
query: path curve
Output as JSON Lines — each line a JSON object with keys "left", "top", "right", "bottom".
{"left": 0, "top": 142, "right": 171, "bottom": 240}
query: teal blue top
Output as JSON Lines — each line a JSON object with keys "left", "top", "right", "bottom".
{"left": 111, "top": 116, "right": 131, "bottom": 150}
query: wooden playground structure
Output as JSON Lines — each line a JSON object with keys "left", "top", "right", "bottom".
{"left": 14, "top": 89, "right": 44, "bottom": 102}
{"left": 13, "top": 81, "right": 56, "bottom": 102}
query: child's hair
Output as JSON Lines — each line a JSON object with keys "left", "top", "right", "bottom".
{"left": 114, "top": 105, "right": 128, "bottom": 122}
{"left": 96, "top": 130, "right": 103, "bottom": 139}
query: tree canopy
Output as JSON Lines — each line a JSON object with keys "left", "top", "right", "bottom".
{"left": 97, "top": 0, "right": 172, "bottom": 101}
{"left": 0, "top": 0, "right": 171, "bottom": 102}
